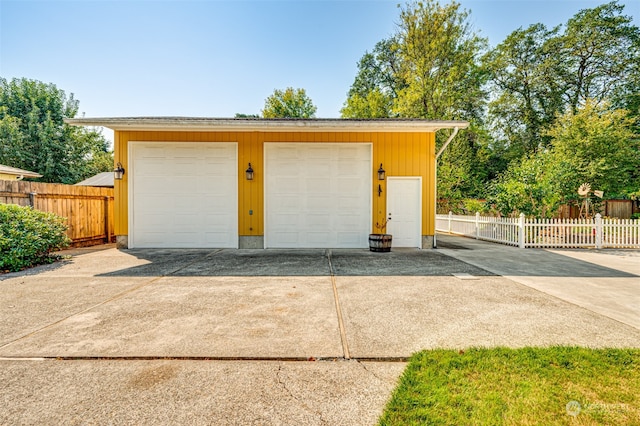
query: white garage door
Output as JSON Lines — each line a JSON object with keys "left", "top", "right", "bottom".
{"left": 129, "top": 142, "right": 238, "bottom": 248}
{"left": 265, "top": 143, "right": 371, "bottom": 248}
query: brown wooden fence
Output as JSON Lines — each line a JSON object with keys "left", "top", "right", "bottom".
{"left": 604, "top": 200, "right": 635, "bottom": 219}
{"left": 0, "top": 181, "right": 114, "bottom": 247}
{"left": 559, "top": 200, "right": 638, "bottom": 219}
{"left": 440, "top": 199, "right": 639, "bottom": 219}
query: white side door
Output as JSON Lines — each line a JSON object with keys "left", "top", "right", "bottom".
{"left": 386, "top": 177, "right": 422, "bottom": 248}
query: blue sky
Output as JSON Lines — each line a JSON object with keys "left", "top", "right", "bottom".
{"left": 1, "top": 0, "right": 639, "bottom": 127}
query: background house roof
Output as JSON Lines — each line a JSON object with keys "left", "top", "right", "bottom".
{"left": 74, "top": 172, "right": 114, "bottom": 187}
{"left": 65, "top": 117, "right": 470, "bottom": 133}
{"left": 0, "top": 164, "right": 42, "bottom": 178}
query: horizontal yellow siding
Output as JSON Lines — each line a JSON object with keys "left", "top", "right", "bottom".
{"left": 113, "top": 131, "right": 436, "bottom": 239}
{"left": 0, "top": 173, "right": 20, "bottom": 181}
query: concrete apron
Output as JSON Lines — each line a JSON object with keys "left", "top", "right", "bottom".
{"left": 1, "top": 241, "right": 639, "bottom": 425}
{"left": 436, "top": 234, "right": 640, "bottom": 331}
{"left": 1, "top": 245, "right": 639, "bottom": 360}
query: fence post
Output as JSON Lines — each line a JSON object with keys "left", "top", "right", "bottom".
{"left": 595, "top": 213, "right": 603, "bottom": 249}
{"left": 28, "top": 192, "right": 37, "bottom": 208}
{"left": 475, "top": 212, "right": 480, "bottom": 239}
{"left": 518, "top": 213, "right": 525, "bottom": 249}
{"left": 448, "top": 211, "right": 452, "bottom": 233}
{"left": 104, "top": 196, "right": 111, "bottom": 243}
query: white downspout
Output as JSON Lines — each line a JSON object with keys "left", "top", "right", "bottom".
{"left": 433, "top": 126, "right": 460, "bottom": 248}
{"left": 436, "top": 126, "right": 460, "bottom": 159}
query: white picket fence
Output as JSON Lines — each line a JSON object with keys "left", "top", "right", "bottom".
{"left": 436, "top": 212, "right": 640, "bottom": 249}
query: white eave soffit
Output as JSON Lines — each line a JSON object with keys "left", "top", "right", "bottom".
{"left": 64, "top": 117, "right": 470, "bottom": 133}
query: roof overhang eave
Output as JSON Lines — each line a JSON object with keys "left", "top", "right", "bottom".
{"left": 64, "top": 117, "right": 470, "bottom": 133}
{"left": 0, "top": 166, "right": 43, "bottom": 178}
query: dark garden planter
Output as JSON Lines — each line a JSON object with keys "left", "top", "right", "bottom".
{"left": 369, "top": 234, "right": 392, "bottom": 252}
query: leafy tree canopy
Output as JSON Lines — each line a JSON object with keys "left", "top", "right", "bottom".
{"left": 261, "top": 87, "right": 317, "bottom": 118}
{"left": 341, "top": 0, "right": 493, "bottom": 205}
{"left": 0, "top": 77, "right": 112, "bottom": 184}
{"left": 483, "top": 1, "right": 640, "bottom": 161}
{"left": 559, "top": 1, "right": 640, "bottom": 113}
{"left": 341, "top": 0, "right": 488, "bottom": 121}
{"left": 482, "top": 23, "right": 564, "bottom": 160}
{"left": 490, "top": 100, "right": 640, "bottom": 217}
{"left": 546, "top": 101, "right": 639, "bottom": 199}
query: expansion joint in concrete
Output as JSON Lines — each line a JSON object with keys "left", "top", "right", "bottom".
{"left": 0, "top": 356, "right": 410, "bottom": 362}
{"left": 325, "top": 250, "right": 351, "bottom": 360}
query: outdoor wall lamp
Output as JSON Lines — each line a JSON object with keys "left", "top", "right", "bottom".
{"left": 245, "top": 163, "right": 254, "bottom": 181}
{"left": 113, "top": 162, "right": 125, "bottom": 180}
{"left": 377, "top": 163, "right": 385, "bottom": 181}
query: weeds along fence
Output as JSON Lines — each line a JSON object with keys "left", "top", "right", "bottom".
{"left": 436, "top": 212, "right": 640, "bottom": 249}
{"left": 0, "top": 180, "right": 114, "bottom": 247}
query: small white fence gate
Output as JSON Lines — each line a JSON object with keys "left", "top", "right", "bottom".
{"left": 436, "top": 212, "right": 640, "bottom": 249}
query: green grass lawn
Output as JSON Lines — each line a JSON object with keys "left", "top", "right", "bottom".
{"left": 379, "top": 347, "right": 640, "bottom": 425}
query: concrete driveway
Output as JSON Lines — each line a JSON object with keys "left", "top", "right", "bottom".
{"left": 1, "top": 236, "right": 639, "bottom": 425}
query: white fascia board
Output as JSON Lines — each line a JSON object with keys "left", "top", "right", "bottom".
{"left": 64, "top": 117, "right": 470, "bottom": 133}
{"left": 0, "top": 164, "right": 43, "bottom": 178}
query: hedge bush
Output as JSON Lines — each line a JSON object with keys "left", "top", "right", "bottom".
{"left": 0, "top": 204, "right": 71, "bottom": 272}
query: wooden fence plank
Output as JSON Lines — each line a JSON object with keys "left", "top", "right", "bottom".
{"left": 0, "top": 181, "right": 114, "bottom": 247}
{"left": 606, "top": 200, "right": 633, "bottom": 219}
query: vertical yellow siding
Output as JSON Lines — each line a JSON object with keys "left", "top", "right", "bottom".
{"left": 113, "top": 130, "right": 127, "bottom": 236}
{"left": 113, "top": 130, "right": 436, "bottom": 240}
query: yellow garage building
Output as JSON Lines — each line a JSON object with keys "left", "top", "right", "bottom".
{"left": 66, "top": 118, "right": 467, "bottom": 249}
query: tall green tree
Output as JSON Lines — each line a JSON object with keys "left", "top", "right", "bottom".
{"left": 393, "top": 0, "right": 488, "bottom": 120}
{"left": 262, "top": 87, "right": 317, "bottom": 118}
{"left": 484, "top": 1, "right": 640, "bottom": 163}
{"left": 341, "top": 39, "right": 402, "bottom": 119}
{"left": 0, "top": 78, "right": 112, "bottom": 184}
{"left": 341, "top": 38, "right": 401, "bottom": 119}
{"left": 483, "top": 24, "right": 564, "bottom": 160}
{"left": 341, "top": 0, "right": 491, "bottom": 204}
{"left": 342, "top": 1, "right": 487, "bottom": 121}
{"left": 556, "top": 1, "right": 640, "bottom": 114}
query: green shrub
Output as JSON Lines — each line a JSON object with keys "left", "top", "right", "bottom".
{"left": 0, "top": 204, "right": 70, "bottom": 272}
{"left": 462, "top": 198, "right": 492, "bottom": 215}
